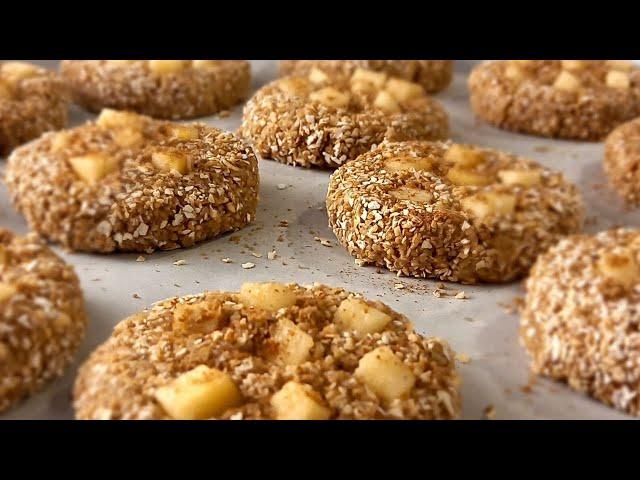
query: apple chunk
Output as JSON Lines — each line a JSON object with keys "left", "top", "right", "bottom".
{"left": 238, "top": 282, "right": 297, "bottom": 311}
{"left": 334, "top": 298, "right": 392, "bottom": 337}
{"left": 355, "top": 346, "right": 416, "bottom": 402}
{"left": 271, "top": 381, "right": 331, "bottom": 420}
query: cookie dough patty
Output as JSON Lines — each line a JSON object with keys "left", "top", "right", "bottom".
{"left": 327, "top": 141, "right": 584, "bottom": 283}
{"left": 5, "top": 109, "right": 259, "bottom": 253}
{"left": 0, "top": 229, "right": 87, "bottom": 413}
{"left": 240, "top": 68, "right": 448, "bottom": 168}
{"left": 521, "top": 229, "right": 640, "bottom": 416}
{"left": 0, "top": 62, "right": 69, "bottom": 157}
{"left": 604, "top": 117, "right": 640, "bottom": 205}
{"left": 469, "top": 60, "right": 640, "bottom": 140}
{"left": 59, "top": 60, "right": 250, "bottom": 120}
{"left": 279, "top": 60, "right": 453, "bottom": 94}
{"left": 74, "top": 282, "right": 461, "bottom": 420}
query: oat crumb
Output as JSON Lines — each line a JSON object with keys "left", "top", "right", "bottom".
{"left": 241, "top": 262, "right": 255, "bottom": 269}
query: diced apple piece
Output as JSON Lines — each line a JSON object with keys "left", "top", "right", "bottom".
{"left": 154, "top": 365, "right": 242, "bottom": 419}
{"left": 597, "top": 250, "right": 640, "bottom": 288}
{"left": 351, "top": 68, "right": 387, "bottom": 89}
{"left": 271, "top": 381, "right": 331, "bottom": 420}
{"left": 308, "top": 67, "right": 329, "bottom": 84}
{"left": 553, "top": 71, "right": 581, "bottom": 91}
{"left": 1, "top": 62, "right": 39, "bottom": 83}
{"left": 277, "top": 78, "right": 307, "bottom": 96}
{"left": 192, "top": 60, "right": 221, "bottom": 70}
{"left": 606, "top": 60, "right": 634, "bottom": 71}
{"left": 272, "top": 318, "right": 313, "bottom": 365}
{"left": 106, "top": 60, "right": 136, "bottom": 67}
{"left": 355, "top": 346, "right": 416, "bottom": 402}
{"left": 148, "top": 60, "right": 191, "bottom": 74}
{"left": 390, "top": 186, "right": 432, "bottom": 203}
{"left": 238, "top": 282, "right": 297, "bottom": 311}
{"left": 167, "top": 124, "right": 199, "bottom": 141}
{"left": 173, "top": 300, "right": 223, "bottom": 335}
{"left": 309, "top": 87, "right": 350, "bottom": 109}
{"left": 334, "top": 298, "right": 392, "bottom": 337}
{"left": 504, "top": 64, "right": 524, "bottom": 81}
{"left": 384, "top": 156, "right": 433, "bottom": 173}
{"left": 385, "top": 77, "right": 424, "bottom": 102}
{"left": 68, "top": 153, "right": 119, "bottom": 185}
{"left": 0, "top": 282, "right": 17, "bottom": 303}
{"left": 498, "top": 169, "right": 542, "bottom": 186}
{"left": 444, "top": 145, "right": 485, "bottom": 168}
{"left": 151, "top": 149, "right": 189, "bottom": 175}
{"left": 112, "top": 128, "right": 144, "bottom": 148}
{"left": 447, "top": 167, "right": 492, "bottom": 186}
{"left": 462, "top": 192, "right": 517, "bottom": 219}
{"left": 50, "top": 131, "right": 71, "bottom": 153}
{"left": 96, "top": 109, "right": 144, "bottom": 130}
{"left": 606, "top": 70, "right": 630, "bottom": 89}
{"left": 561, "top": 60, "right": 586, "bottom": 71}
{"left": 373, "top": 90, "right": 401, "bottom": 113}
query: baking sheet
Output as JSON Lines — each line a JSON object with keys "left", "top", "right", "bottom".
{"left": 1, "top": 60, "right": 639, "bottom": 420}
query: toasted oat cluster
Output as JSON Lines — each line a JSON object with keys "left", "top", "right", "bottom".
{"left": 521, "top": 229, "right": 640, "bottom": 415}
{"left": 73, "top": 282, "right": 461, "bottom": 420}
{"left": 0, "top": 229, "right": 87, "bottom": 413}
{"left": 240, "top": 68, "right": 448, "bottom": 168}
{"left": 469, "top": 60, "right": 640, "bottom": 140}
{"left": 5, "top": 109, "right": 259, "bottom": 253}
{"left": 279, "top": 61, "right": 453, "bottom": 94}
{"left": 327, "top": 141, "right": 584, "bottom": 283}
{"left": 59, "top": 60, "right": 250, "bottom": 120}
{"left": 604, "top": 117, "right": 640, "bottom": 205}
{"left": 0, "top": 61, "right": 69, "bottom": 157}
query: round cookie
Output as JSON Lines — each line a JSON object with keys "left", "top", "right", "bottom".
{"left": 326, "top": 141, "right": 584, "bottom": 283}
{"left": 73, "top": 282, "right": 461, "bottom": 420}
{"left": 279, "top": 60, "right": 453, "bottom": 94}
{"left": 469, "top": 60, "right": 640, "bottom": 140}
{"left": 240, "top": 69, "right": 448, "bottom": 168}
{"left": 0, "top": 61, "right": 69, "bottom": 157}
{"left": 59, "top": 60, "right": 250, "bottom": 120}
{"left": 5, "top": 109, "right": 259, "bottom": 253}
{"left": 604, "top": 117, "right": 640, "bottom": 205}
{"left": 0, "top": 229, "right": 87, "bottom": 413}
{"left": 521, "top": 228, "right": 640, "bottom": 416}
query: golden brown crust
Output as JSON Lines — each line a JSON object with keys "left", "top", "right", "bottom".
{"left": 4, "top": 111, "right": 259, "bottom": 253}
{"left": 279, "top": 60, "right": 453, "bottom": 94}
{"left": 0, "top": 229, "right": 87, "bottom": 413}
{"left": 0, "top": 62, "right": 69, "bottom": 157}
{"left": 59, "top": 60, "right": 250, "bottom": 119}
{"left": 240, "top": 75, "right": 448, "bottom": 169}
{"left": 73, "top": 283, "right": 461, "bottom": 420}
{"left": 521, "top": 229, "right": 640, "bottom": 415}
{"left": 469, "top": 60, "right": 640, "bottom": 141}
{"left": 604, "top": 117, "right": 640, "bottom": 205}
{"left": 326, "top": 141, "right": 584, "bottom": 283}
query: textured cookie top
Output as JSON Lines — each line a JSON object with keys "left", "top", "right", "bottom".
{"left": 0, "top": 61, "right": 67, "bottom": 107}
{"left": 0, "top": 229, "right": 87, "bottom": 412}
{"left": 604, "top": 117, "right": 640, "bottom": 205}
{"left": 74, "top": 283, "right": 461, "bottom": 420}
{"left": 5, "top": 109, "right": 259, "bottom": 252}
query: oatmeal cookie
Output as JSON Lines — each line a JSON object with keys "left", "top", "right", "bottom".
{"left": 279, "top": 60, "right": 453, "bottom": 94}
{"left": 604, "top": 117, "right": 640, "bottom": 205}
{"left": 240, "top": 69, "right": 448, "bottom": 168}
{"left": 326, "top": 141, "right": 584, "bottom": 283}
{"left": 469, "top": 60, "right": 640, "bottom": 140}
{"left": 59, "top": 60, "right": 250, "bottom": 120}
{"left": 521, "top": 228, "right": 640, "bottom": 416}
{"left": 0, "top": 61, "right": 69, "bottom": 157}
{"left": 0, "top": 229, "right": 87, "bottom": 413}
{"left": 73, "top": 282, "right": 461, "bottom": 420}
{"left": 5, "top": 109, "right": 259, "bottom": 253}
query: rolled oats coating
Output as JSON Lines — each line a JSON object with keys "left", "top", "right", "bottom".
{"left": 521, "top": 229, "right": 640, "bottom": 416}
{"left": 0, "top": 229, "right": 87, "bottom": 413}
{"left": 240, "top": 69, "right": 448, "bottom": 168}
{"left": 469, "top": 60, "right": 640, "bottom": 140}
{"left": 279, "top": 60, "right": 453, "bottom": 94}
{"left": 326, "top": 141, "right": 584, "bottom": 283}
{"left": 59, "top": 60, "right": 250, "bottom": 120}
{"left": 0, "top": 61, "right": 69, "bottom": 157}
{"left": 73, "top": 282, "right": 461, "bottom": 420}
{"left": 604, "top": 117, "right": 640, "bottom": 205}
{"left": 5, "top": 109, "right": 259, "bottom": 253}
